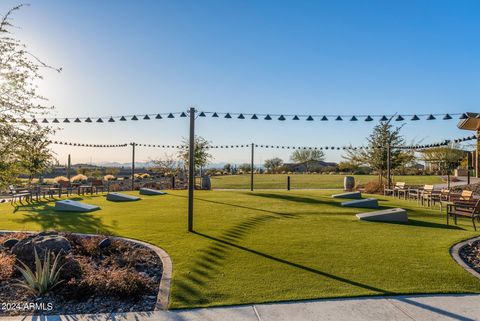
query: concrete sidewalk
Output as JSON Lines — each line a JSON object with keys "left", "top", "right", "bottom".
{"left": 2, "top": 294, "right": 480, "bottom": 321}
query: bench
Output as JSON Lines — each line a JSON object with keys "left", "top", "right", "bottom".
{"left": 447, "top": 199, "right": 480, "bottom": 230}
{"left": 384, "top": 182, "right": 406, "bottom": 198}
{"left": 8, "top": 185, "right": 32, "bottom": 203}
{"left": 420, "top": 185, "right": 435, "bottom": 207}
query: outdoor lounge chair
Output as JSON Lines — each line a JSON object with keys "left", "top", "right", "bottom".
{"left": 59, "top": 180, "right": 75, "bottom": 196}
{"left": 420, "top": 185, "right": 435, "bottom": 207}
{"left": 8, "top": 185, "right": 32, "bottom": 203}
{"left": 440, "top": 190, "right": 474, "bottom": 212}
{"left": 91, "top": 179, "right": 106, "bottom": 194}
{"left": 446, "top": 199, "right": 480, "bottom": 230}
{"left": 384, "top": 182, "right": 406, "bottom": 198}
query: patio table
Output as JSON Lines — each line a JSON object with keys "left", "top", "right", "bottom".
{"left": 78, "top": 185, "right": 94, "bottom": 195}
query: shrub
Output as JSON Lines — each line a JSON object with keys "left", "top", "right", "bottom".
{"left": 64, "top": 234, "right": 102, "bottom": 257}
{"left": 71, "top": 174, "right": 88, "bottom": 182}
{"left": 71, "top": 263, "right": 153, "bottom": 299}
{"left": 15, "top": 249, "right": 65, "bottom": 296}
{"left": 0, "top": 253, "right": 16, "bottom": 280}
{"left": 363, "top": 181, "right": 383, "bottom": 194}
{"left": 54, "top": 176, "right": 69, "bottom": 183}
{"left": 103, "top": 174, "right": 116, "bottom": 181}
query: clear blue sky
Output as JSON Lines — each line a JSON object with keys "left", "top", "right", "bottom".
{"left": 3, "top": 0, "right": 479, "bottom": 165}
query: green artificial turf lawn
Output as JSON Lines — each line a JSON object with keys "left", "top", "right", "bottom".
{"left": 0, "top": 190, "right": 479, "bottom": 309}
{"left": 210, "top": 174, "right": 443, "bottom": 189}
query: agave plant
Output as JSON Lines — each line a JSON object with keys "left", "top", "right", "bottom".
{"left": 15, "top": 248, "right": 65, "bottom": 296}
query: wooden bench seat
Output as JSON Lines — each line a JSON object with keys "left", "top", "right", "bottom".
{"left": 447, "top": 199, "right": 480, "bottom": 230}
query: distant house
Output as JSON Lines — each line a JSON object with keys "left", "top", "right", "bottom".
{"left": 283, "top": 160, "right": 338, "bottom": 173}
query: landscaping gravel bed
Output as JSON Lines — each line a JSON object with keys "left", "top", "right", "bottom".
{"left": 459, "top": 240, "right": 480, "bottom": 275}
{"left": 0, "top": 231, "right": 163, "bottom": 316}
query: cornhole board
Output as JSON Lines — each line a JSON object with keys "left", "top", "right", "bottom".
{"left": 356, "top": 208, "right": 408, "bottom": 223}
{"left": 332, "top": 191, "right": 362, "bottom": 199}
{"left": 139, "top": 188, "right": 167, "bottom": 196}
{"left": 341, "top": 198, "right": 379, "bottom": 208}
{"left": 55, "top": 200, "right": 100, "bottom": 212}
{"left": 106, "top": 193, "right": 140, "bottom": 202}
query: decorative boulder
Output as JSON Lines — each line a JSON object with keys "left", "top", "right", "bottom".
{"left": 55, "top": 200, "right": 100, "bottom": 212}
{"left": 2, "top": 238, "right": 19, "bottom": 249}
{"left": 139, "top": 188, "right": 167, "bottom": 196}
{"left": 11, "top": 233, "right": 71, "bottom": 266}
{"left": 106, "top": 193, "right": 140, "bottom": 202}
{"left": 357, "top": 208, "right": 408, "bottom": 223}
{"left": 332, "top": 191, "right": 362, "bottom": 199}
{"left": 341, "top": 198, "right": 379, "bottom": 208}
{"left": 98, "top": 238, "right": 112, "bottom": 249}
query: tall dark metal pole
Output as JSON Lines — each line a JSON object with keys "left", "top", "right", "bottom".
{"left": 131, "top": 142, "right": 136, "bottom": 191}
{"left": 250, "top": 143, "right": 254, "bottom": 191}
{"left": 387, "top": 142, "right": 391, "bottom": 189}
{"left": 188, "top": 108, "right": 195, "bottom": 232}
{"left": 67, "top": 154, "right": 71, "bottom": 182}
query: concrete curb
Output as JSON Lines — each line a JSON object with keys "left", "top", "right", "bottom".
{"left": 0, "top": 230, "right": 172, "bottom": 312}
{"left": 450, "top": 236, "right": 480, "bottom": 279}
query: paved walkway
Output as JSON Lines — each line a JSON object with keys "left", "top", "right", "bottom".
{"left": 434, "top": 177, "right": 480, "bottom": 189}
{"left": 2, "top": 294, "right": 480, "bottom": 321}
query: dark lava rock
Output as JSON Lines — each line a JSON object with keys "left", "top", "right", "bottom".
{"left": 2, "top": 238, "right": 19, "bottom": 249}
{"left": 98, "top": 238, "right": 112, "bottom": 250}
{"left": 11, "top": 233, "right": 71, "bottom": 266}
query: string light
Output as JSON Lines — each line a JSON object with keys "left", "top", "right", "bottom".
{"left": 48, "top": 134, "right": 476, "bottom": 151}
{"left": 8, "top": 110, "right": 469, "bottom": 125}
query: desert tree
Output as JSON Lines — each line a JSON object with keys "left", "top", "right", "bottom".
{"left": 151, "top": 153, "right": 181, "bottom": 177}
{"left": 0, "top": 5, "right": 60, "bottom": 188}
{"left": 264, "top": 157, "right": 283, "bottom": 173}
{"left": 290, "top": 149, "right": 325, "bottom": 172}
{"left": 343, "top": 121, "right": 413, "bottom": 183}
{"left": 178, "top": 136, "right": 213, "bottom": 173}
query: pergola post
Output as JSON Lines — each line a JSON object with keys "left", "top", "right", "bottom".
{"left": 477, "top": 130, "right": 480, "bottom": 178}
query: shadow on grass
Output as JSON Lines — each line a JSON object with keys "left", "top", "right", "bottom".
{"left": 10, "top": 196, "right": 111, "bottom": 234}
{"left": 169, "top": 194, "right": 391, "bottom": 307}
{"left": 194, "top": 230, "right": 392, "bottom": 294}
{"left": 249, "top": 192, "right": 342, "bottom": 207}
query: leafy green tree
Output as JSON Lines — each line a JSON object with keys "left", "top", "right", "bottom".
{"left": 264, "top": 157, "right": 283, "bottom": 173}
{"left": 290, "top": 149, "right": 325, "bottom": 172}
{"left": 178, "top": 136, "right": 213, "bottom": 171}
{"left": 0, "top": 5, "right": 60, "bottom": 189}
{"left": 17, "top": 131, "right": 56, "bottom": 184}
{"left": 238, "top": 163, "right": 252, "bottom": 173}
{"left": 223, "top": 163, "right": 232, "bottom": 174}
{"left": 343, "top": 121, "right": 413, "bottom": 183}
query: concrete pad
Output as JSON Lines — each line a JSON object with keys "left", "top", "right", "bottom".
{"left": 356, "top": 208, "right": 408, "bottom": 223}
{"left": 341, "top": 198, "right": 379, "bottom": 208}
{"left": 255, "top": 297, "right": 412, "bottom": 321}
{"left": 106, "top": 193, "right": 140, "bottom": 202}
{"left": 140, "top": 188, "right": 167, "bottom": 196}
{"left": 388, "top": 294, "right": 480, "bottom": 321}
{"left": 54, "top": 200, "right": 100, "bottom": 212}
{"left": 173, "top": 306, "right": 259, "bottom": 321}
{"left": 332, "top": 191, "right": 362, "bottom": 199}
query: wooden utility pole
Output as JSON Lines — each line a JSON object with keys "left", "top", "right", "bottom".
{"left": 131, "top": 142, "right": 136, "bottom": 191}
{"left": 250, "top": 143, "right": 254, "bottom": 191}
{"left": 188, "top": 108, "right": 195, "bottom": 232}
